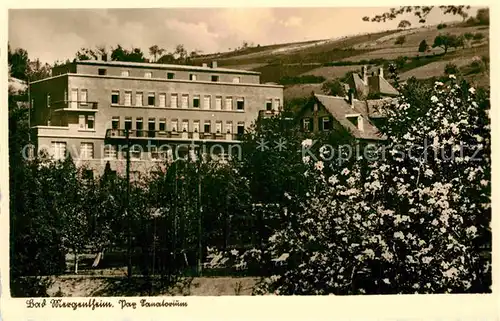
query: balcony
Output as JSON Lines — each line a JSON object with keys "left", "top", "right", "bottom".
{"left": 105, "top": 129, "right": 241, "bottom": 143}
{"left": 53, "top": 100, "right": 98, "bottom": 112}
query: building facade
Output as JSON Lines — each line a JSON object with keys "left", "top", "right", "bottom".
{"left": 30, "top": 60, "right": 283, "bottom": 176}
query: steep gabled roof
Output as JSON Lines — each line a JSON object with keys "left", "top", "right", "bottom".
{"left": 313, "top": 94, "right": 386, "bottom": 141}
{"left": 377, "top": 76, "right": 400, "bottom": 96}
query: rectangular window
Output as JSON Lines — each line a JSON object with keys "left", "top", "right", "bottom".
{"left": 98, "top": 68, "right": 107, "bottom": 75}
{"left": 237, "top": 122, "right": 245, "bottom": 135}
{"left": 274, "top": 98, "right": 281, "bottom": 111}
{"left": 193, "top": 120, "right": 200, "bottom": 133}
{"left": 86, "top": 115, "right": 94, "bottom": 130}
{"left": 225, "top": 122, "right": 232, "bottom": 134}
{"left": 148, "top": 93, "right": 155, "bottom": 106}
{"left": 130, "top": 145, "right": 141, "bottom": 160}
{"left": 203, "top": 95, "right": 211, "bottom": 110}
{"left": 211, "top": 75, "right": 219, "bottom": 82}
{"left": 303, "top": 118, "right": 313, "bottom": 132}
{"left": 144, "top": 71, "right": 152, "bottom": 78}
{"left": 135, "top": 92, "right": 143, "bottom": 106}
{"left": 232, "top": 77, "right": 241, "bottom": 83}
{"left": 47, "top": 93, "right": 51, "bottom": 107}
{"left": 121, "top": 70, "right": 130, "bottom": 77}
{"left": 159, "top": 93, "right": 166, "bottom": 107}
{"left": 266, "top": 99, "right": 272, "bottom": 111}
{"left": 111, "top": 91, "right": 119, "bottom": 105}
{"left": 215, "top": 121, "right": 222, "bottom": 134}
{"left": 167, "top": 72, "right": 175, "bottom": 79}
{"left": 182, "top": 120, "right": 189, "bottom": 132}
{"left": 170, "top": 94, "right": 178, "bottom": 108}
{"left": 171, "top": 119, "right": 178, "bottom": 132}
{"left": 159, "top": 118, "right": 166, "bottom": 132}
{"left": 124, "top": 91, "right": 132, "bottom": 106}
{"left": 193, "top": 95, "right": 200, "bottom": 108}
{"left": 215, "top": 96, "right": 222, "bottom": 110}
{"left": 52, "top": 142, "right": 66, "bottom": 160}
{"left": 80, "top": 143, "right": 94, "bottom": 159}
{"left": 80, "top": 90, "right": 88, "bottom": 105}
{"left": 79, "top": 115, "right": 85, "bottom": 129}
{"left": 190, "top": 74, "right": 197, "bottom": 81}
{"left": 225, "top": 97, "right": 233, "bottom": 111}
{"left": 104, "top": 144, "right": 117, "bottom": 159}
{"left": 237, "top": 98, "right": 245, "bottom": 110}
{"left": 148, "top": 118, "right": 155, "bottom": 137}
{"left": 322, "top": 117, "right": 332, "bottom": 131}
{"left": 124, "top": 117, "right": 132, "bottom": 130}
{"left": 112, "top": 116, "right": 120, "bottom": 130}
{"left": 204, "top": 121, "right": 211, "bottom": 133}
{"left": 136, "top": 118, "right": 143, "bottom": 137}
{"left": 181, "top": 94, "right": 189, "bottom": 108}
{"left": 151, "top": 146, "right": 159, "bottom": 160}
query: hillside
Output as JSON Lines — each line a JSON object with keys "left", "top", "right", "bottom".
{"left": 193, "top": 22, "right": 490, "bottom": 99}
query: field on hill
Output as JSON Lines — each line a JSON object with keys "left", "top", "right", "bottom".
{"left": 193, "top": 21, "right": 489, "bottom": 98}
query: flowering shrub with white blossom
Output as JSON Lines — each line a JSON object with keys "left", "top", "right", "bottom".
{"left": 208, "top": 77, "right": 491, "bottom": 294}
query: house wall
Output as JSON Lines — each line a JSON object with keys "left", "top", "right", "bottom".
{"left": 31, "top": 63, "right": 283, "bottom": 175}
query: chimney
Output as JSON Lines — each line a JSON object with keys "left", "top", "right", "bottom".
{"left": 361, "top": 65, "right": 367, "bottom": 83}
{"left": 348, "top": 90, "right": 354, "bottom": 108}
{"left": 202, "top": 63, "right": 208, "bottom": 68}
{"left": 358, "top": 116, "right": 364, "bottom": 132}
{"left": 102, "top": 53, "right": 108, "bottom": 62}
{"left": 379, "top": 67, "right": 384, "bottom": 79}
{"left": 212, "top": 61, "right": 218, "bottom": 68}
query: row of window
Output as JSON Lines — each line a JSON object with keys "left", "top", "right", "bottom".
{"left": 46, "top": 88, "right": 282, "bottom": 113}
{"left": 301, "top": 117, "right": 333, "bottom": 132}
{"left": 110, "top": 91, "right": 281, "bottom": 111}
{"left": 51, "top": 141, "right": 219, "bottom": 161}
{"left": 98, "top": 68, "right": 241, "bottom": 83}
{"left": 111, "top": 116, "right": 245, "bottom": 135}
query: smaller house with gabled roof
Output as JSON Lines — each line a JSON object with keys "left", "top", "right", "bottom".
{"left": 296, "top": 92, "right": 393, "bottom": 143}
{"left": 345, "top": 66, "right": 399, "bottom": 99}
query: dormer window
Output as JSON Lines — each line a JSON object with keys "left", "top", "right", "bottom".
{"left": 98, "top": 68, "right": 107, "bottom": 75}
{"left": 190, "top": 74, "right": 197, "bottom": 81}
{"left": 144, "top": 71, "right": 152, "bottom": 78}
{"left": 211, "top": 75, "right": 219, "bottom": 82}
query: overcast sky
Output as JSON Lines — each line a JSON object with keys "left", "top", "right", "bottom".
{"left": 9, "top": 7, "right": 480, "bottom": 64}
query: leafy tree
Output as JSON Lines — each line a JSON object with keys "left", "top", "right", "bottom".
{"left": 418, "top": 40, "right": 429, "bottom": 53}
{"left": 75, "top": 47, "right": 97, "bottom": 61}
{"left": 27, "top": 59, "right": 52, "bottom": 81}
{"left": 476, "top": 8, "right": 489, "bottom": 25}
{"left": 174, "top": 44, "right": 188, "bottom": 62}
{"left": 397, "top": 20, "right": 411, "bottom": 29}
{"left": 394, "top": 35, "right": 406, "bottom": 46}
{"left": 437, "top": 23, "right": 447, "bottom": 29}
{"left": 321, "top": 79, "right": 347, "bottom": 96}
{"left": 362, "top": 6, "right": 471, "bottom": 24}
{"left": 209, "top": 76, "right": 491, "bottom": 295}
{"left": 8, "top": 46, "right": 29, "bottom": 80}
{"left": 157, "top": 53, "right": 177, "bottom": 64}
{"left": 432, "top": 34, "right": 461, "bottom": 54}
{"left": 149, "top": 45, "right": 165, "bottom": 63}
{"left": 473, "top": 33, "right": 485, "bottom": 41}
{"left": 111, "top": 45, "right": 147, "bottom": 63}
{"left": 444, "top": 63, "right": 459, "bottom": 75}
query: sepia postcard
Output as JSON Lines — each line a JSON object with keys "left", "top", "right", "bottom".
{"left": 1, "top": 2, "right": 498, "bottom": 321}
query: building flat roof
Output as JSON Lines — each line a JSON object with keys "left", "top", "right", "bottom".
{"left": 72, "top": 60, "right": 261, "bottom": 75}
